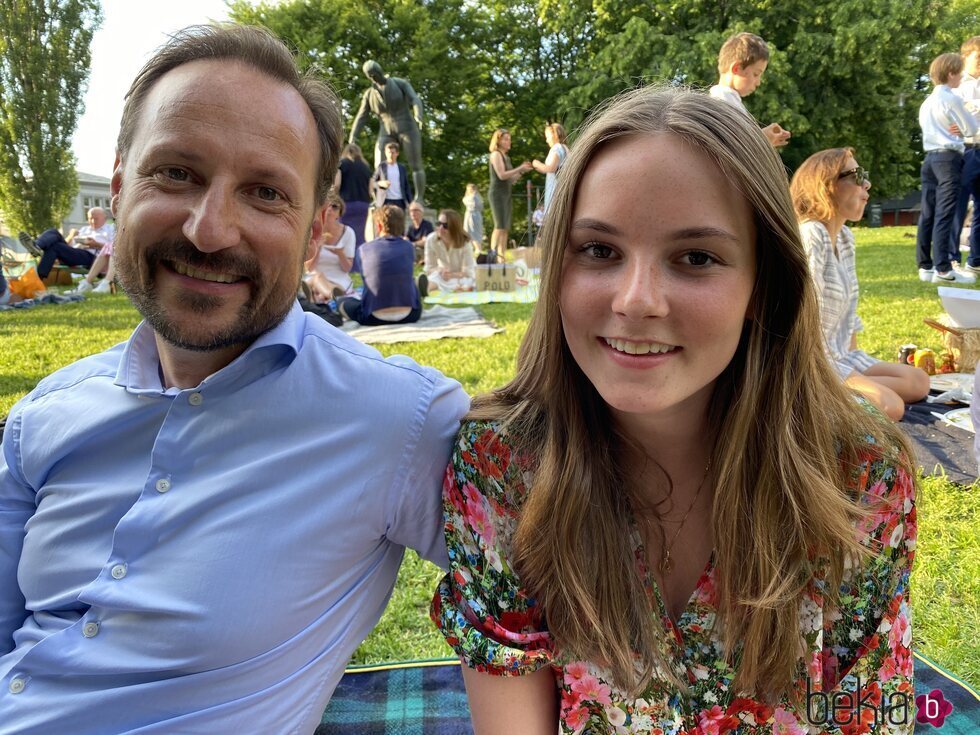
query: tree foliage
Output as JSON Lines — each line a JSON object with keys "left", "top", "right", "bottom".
{"left": 233, "top": 0, "right": 957, "bottom": 209}
{"left": 0, "top": 0, "right": 102, "bottom": 234}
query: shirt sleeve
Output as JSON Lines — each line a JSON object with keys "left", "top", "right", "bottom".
{"left": 842, "top": 227, "right": 864, "bottom": 335}
{"left": 0, "top": 409, "right": 34, "bottom": 655}
{"left": 340, "top": 226, "right": 356, "bottom": 258}
{"left": 423, "top": 233, "right": 441, "bottom": 276}
{"left": 801, "top": 222, "right": 853, "bottom": 378}
{"left": 815, "top": 443, "right": 917, "bottom": 726}
{"left": 947, "top": 94, "right": 979, "bottom": 138}
{"left": 383, "top": 369, "right": 469, "bottom": 570}
{"left": 430, "top": 421, "right": 555, "bottom": 676}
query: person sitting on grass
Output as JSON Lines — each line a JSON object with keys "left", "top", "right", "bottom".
{"left": 303, "top": 191, "right": 356, "bottom": 301}
{"left": 791, "top": 147, "right": 930, "bottom": 421}
{"left": 430, "top": 85, "right": 916, "bottom": 735}
{"left": 419, "top": 209, "right": 476, "bottom": 294}
{"left": 338, "top": 204, "right": 421, "bottom": 325}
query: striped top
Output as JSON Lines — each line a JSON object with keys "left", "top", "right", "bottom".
{"left": 801, "top": 220, "right": 877, "bottom": 378}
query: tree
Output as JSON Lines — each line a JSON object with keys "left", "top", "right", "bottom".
{"left": 231, "top": 0, "right": 576, "bottom": 235}
{"left": 539, "top": 0, "right": 945, "bottom": 198}
{"left": 0, "top": 0, "right": 102, "bottom": 235}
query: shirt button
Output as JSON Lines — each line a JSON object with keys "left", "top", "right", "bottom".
{"left": 8, "top": 677, "right": 25, "bottom": 694}
{"left": 155, "top": 478, "right": 171, "bottom": 493}
{"left": 111, "top": 564, "right": 127, "bottom": 580}
{"left": 82, "top": 622, "right": 100, "bottom": 638}
{"left": 188, "top": 392, "right": 203, "bottom": 406}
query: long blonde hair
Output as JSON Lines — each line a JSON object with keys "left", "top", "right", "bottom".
{"left": 469, "top": 86, "right": 911, "bottom": 698}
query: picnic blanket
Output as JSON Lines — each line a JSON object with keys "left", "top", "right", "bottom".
{"left": 902, "top": 399, "right": 977, "bottom": 485}
{"left": 340, "top": 305, "right": 501, "bottom": 344}
{"left": 317, "top": 654, "right": 979, "bottom": 734}
{"left": 0, "top": 292, "right": 85, "bottom": 311}
{"left": 422, "top": 282, "right": 539, "bottom": 305}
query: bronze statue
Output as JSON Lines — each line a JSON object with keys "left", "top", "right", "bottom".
{"left": 349, "top": 61, "right": 426, "bottom": 204}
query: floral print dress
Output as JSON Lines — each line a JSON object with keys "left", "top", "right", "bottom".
{"left": 431, "top": 420, "right": 917, "bottom": 735}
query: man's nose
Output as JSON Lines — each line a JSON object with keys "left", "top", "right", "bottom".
{"left": 183, "top": 185, "right": 241, "bottom": 253}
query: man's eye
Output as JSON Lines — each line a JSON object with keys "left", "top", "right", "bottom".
{"left": 255, "top": 186, "right": 282, "bottom": 202}
{"left": 162, "top": 167, "right": 189, "bottom": 182}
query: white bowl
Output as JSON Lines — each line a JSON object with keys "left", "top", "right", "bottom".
{"left": 938, "top": 286, "right": 980, "bottom": 328}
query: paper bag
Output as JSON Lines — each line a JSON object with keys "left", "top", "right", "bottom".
{"left": 475, "top": 262, "right": 518, "bottom": 292}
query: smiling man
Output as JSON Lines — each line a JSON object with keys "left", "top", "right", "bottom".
{"left": 0, "top": 24, "right": 467, "bottom": 734}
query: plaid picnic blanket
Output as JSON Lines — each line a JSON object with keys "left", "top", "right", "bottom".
{"left": 317, "top": 654, "right": 979, "bottom": 734}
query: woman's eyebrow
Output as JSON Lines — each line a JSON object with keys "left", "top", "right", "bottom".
{"left": 571, "top": 218, "right": 620, "bottom": 235}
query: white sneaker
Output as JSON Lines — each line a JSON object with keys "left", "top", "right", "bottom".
{"left": 92, "top": 280, "right": 112, "bottom": 293}
{"left": 918, "top": 268, "right": 935, "bottom": 282}
{"left": 932, "top": 269, "right": 977, "bottom": 284}
{"left": 74, "top": 280, "right": 93, "bottom": 293}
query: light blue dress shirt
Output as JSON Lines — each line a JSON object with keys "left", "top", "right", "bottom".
{"left": 0, "top": 303, "right": 468, "bottom": 734}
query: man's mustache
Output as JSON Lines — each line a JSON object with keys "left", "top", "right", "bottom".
{"left": 140, "top": 240, "right": 263, "bottom": 281}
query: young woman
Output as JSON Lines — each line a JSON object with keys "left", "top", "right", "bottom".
{"left": 532, "top": 122, "right": 569, "bottom": 214}
{"left": 488, "top": 128, "right": 531, "bottom": 255}
{"left": 303, "top": 193, "right": 356, "bottom": 301}
{"left": 791, "top": 149, "right": 929, "bottom": 421}
{"left": 335, "top": 143, "right": 374, "bottom": 248}
{"left": 431, "top": 87, "right": 916, "bottom": 734}
{"left": 421, "top": 209, "right": 476, "bottom": 293}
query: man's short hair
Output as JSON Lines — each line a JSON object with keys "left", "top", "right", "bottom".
{"left": 929, "top": 53, "right": 964, "bottom": 85}
{"left": 374, "top": 204, "right": 404, "bottom": 235}
{"left": 385, "top": 141, "right": 400, "bottom": 152}
{"left": 962, "top": 36, "right": 980, "bottom": 58}
{"left": 717, "top": 32, "right": 770, "bottom": 74}
{"left": 117, "top": 24, "right": 343, "bottom": 206}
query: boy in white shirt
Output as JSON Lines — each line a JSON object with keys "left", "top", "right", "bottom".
{"left": 708, "top": 32, "right": 790, "bottom": 148}
{"left": 953, "top": 37, "right": 980, "bottom": 272}
{"left": 916, "top": 53, "right": 979, "bottom": 284}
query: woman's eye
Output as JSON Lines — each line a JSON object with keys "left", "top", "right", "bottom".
{"left": 684, "top": 250, "right": 716, "bottom": 266}
{"left": 583, "top": 242, "right": 613, "bottom": 259}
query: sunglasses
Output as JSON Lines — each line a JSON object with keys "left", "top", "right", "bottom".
{"left": 837, "top": 166, "right": 870, "bottom": 186}
{"left": 436, "top": 221, "right": 449, "bottom": 228}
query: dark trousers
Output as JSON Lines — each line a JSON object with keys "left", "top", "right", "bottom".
{"left": 35, "top": 228, "right": 95, "bottom": 279}
{"left": 916, "top": 150, "right": 963, "bottom": 273}
{"left": 340, "top": 200, "right": 370, "bottom": 247}
{"left": 954, "top": 147, "right": 980, "bottom": 266}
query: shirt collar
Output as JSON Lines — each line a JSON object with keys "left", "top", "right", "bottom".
{"left": 114, "top": 301, "right": 306, "bottom": 396}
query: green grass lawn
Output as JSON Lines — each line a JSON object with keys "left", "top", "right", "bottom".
{"left": 1, "top": 226, "right": 977, "bottom": 688}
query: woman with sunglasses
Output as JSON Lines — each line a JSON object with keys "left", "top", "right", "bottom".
{"left": 303, "top": 192, "right": 356, "bottom": 301}
{"left": 420, "top": 209, "right": 476, "bottom": 293}
{"left": 432, "top": 89, "right": 916, "bottom": 734}
{"left": 791, "top": 149, "right": 929, "bottom": 421}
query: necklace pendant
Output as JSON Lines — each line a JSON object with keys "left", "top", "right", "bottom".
{"left": 660, "top": 551, "right": 672, "bottom": 575}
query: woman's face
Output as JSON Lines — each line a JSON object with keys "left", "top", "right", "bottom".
{"left": 832, "top": 155, "right": 871, "bottom": 222}
{"left": 498, "top": 132, "right": 511, "bottom": 152}
{"left": 324, "top": 201, "right": 341, "bottom": 227}
{"left": 559, "top": 133, "right": 756, "bottom": 431}
{"left": 435, "top": 214, "right": 450, "bottom": 241}
{"left": 544, "top": 127, "right": 555, "bottom": 146}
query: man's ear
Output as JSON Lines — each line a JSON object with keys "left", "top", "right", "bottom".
{"left": 731, "top": 62, "right": 742, "bottom": 75}
{"left": 110, "top": 153, "right": 123, "bottom": 217}
{"left": 307, "top": 203, "right": 327, "bottom": 261}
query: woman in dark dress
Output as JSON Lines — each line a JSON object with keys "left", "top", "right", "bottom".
{"left": 336, "top": 143, "right": 374, "bottom": 248}
{"left": 488, "top": 128, "right": 531, "bottom": 255}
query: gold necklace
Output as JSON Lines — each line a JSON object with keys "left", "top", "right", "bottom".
{"left": 658, "top": 461, "right": 711, "bottom": 576}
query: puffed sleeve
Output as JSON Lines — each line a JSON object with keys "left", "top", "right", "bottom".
{"left": 430, "top": 421, "right": 555, "bottom": 676}
{"left": 814, "top": 441, "right": 917, "bottom": 729}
